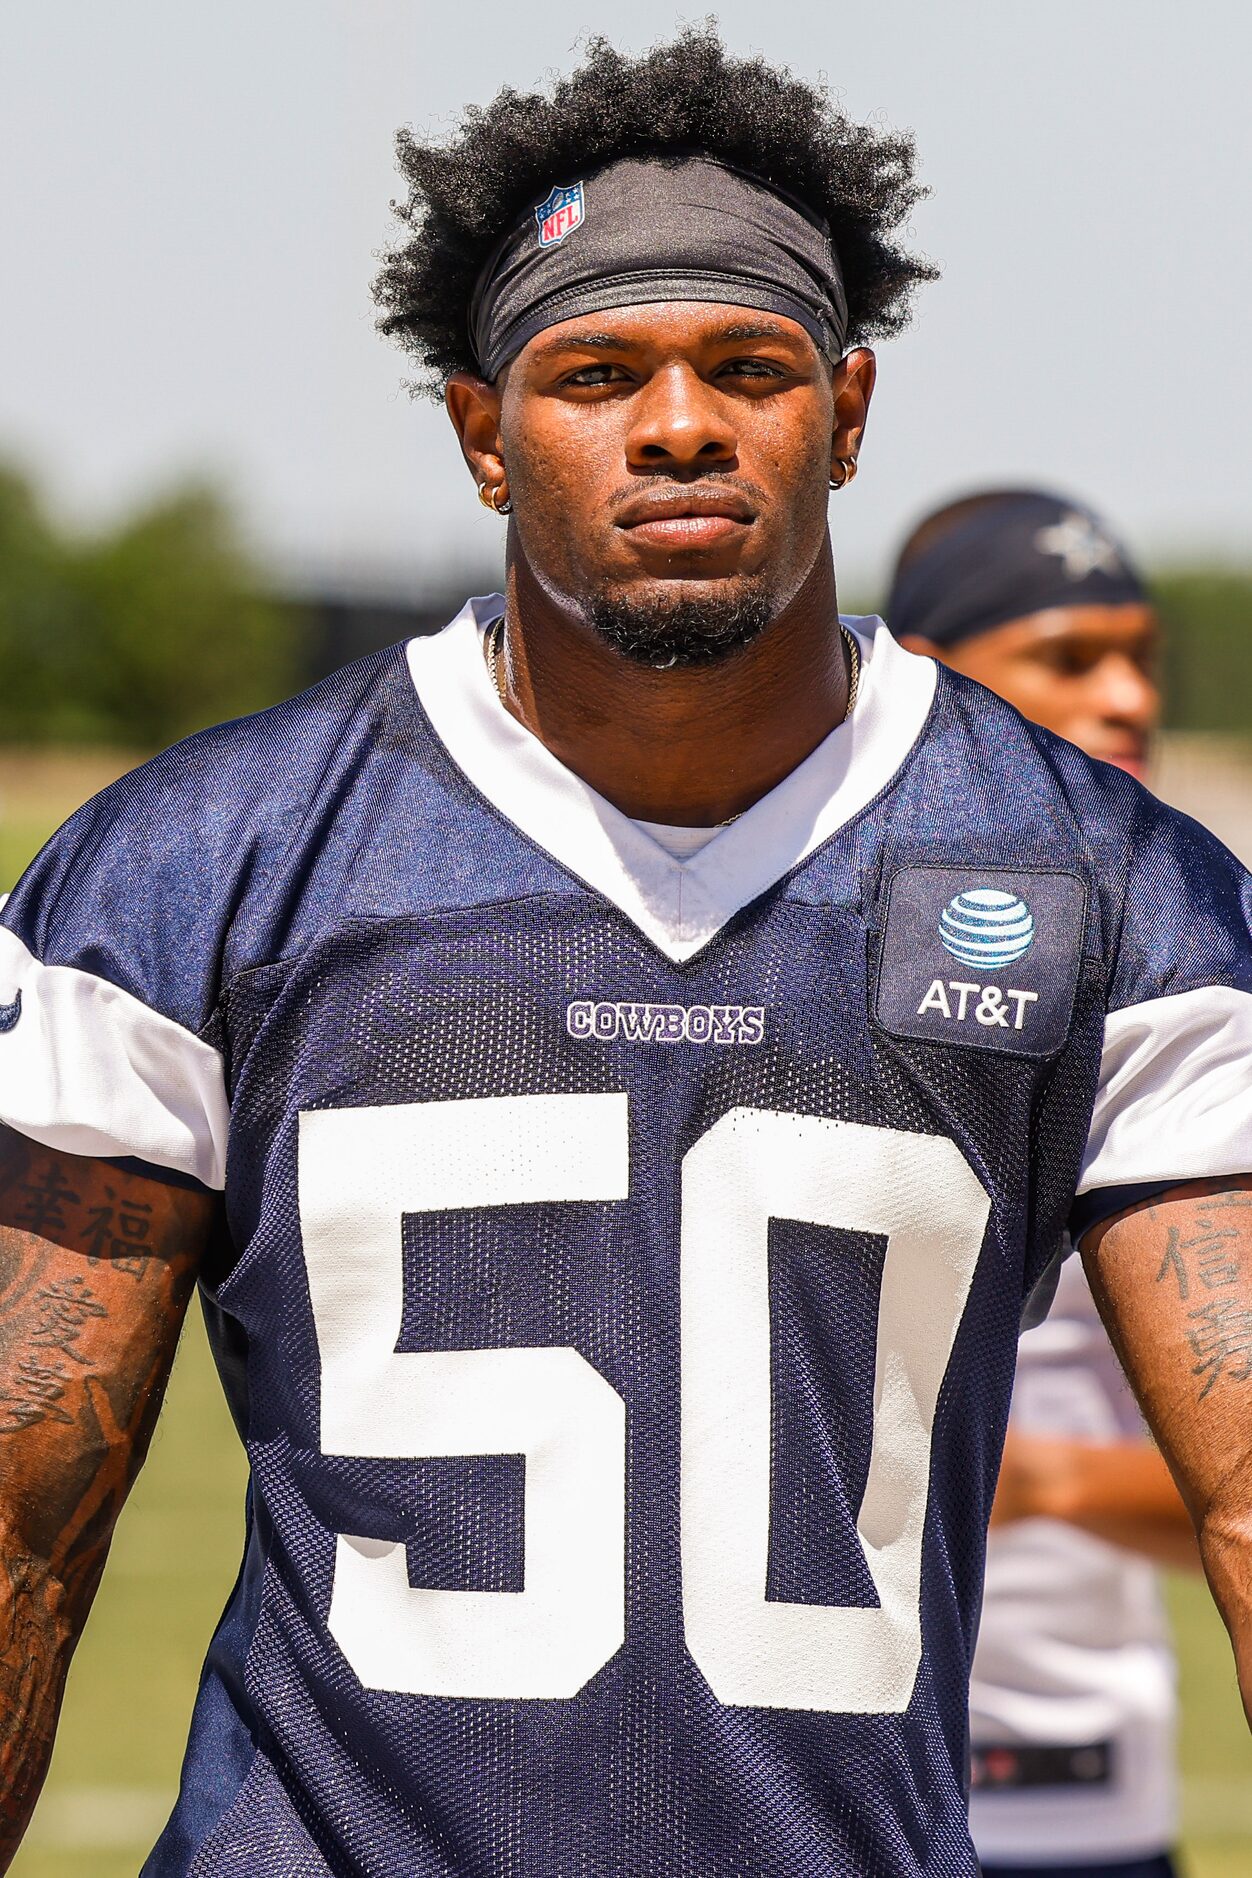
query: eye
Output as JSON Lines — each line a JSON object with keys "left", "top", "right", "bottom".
{"left": 560, "top": 362, "right": 633, "bottom": 388}
{"left": 1037, "top": 642, "right": 1097, "bottom": 678}
{"left": 716, "top": 357, "right": 788, "bottom": 380}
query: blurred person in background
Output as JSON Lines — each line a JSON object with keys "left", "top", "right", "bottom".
{"left": 888, "top": 489, "right": 1193, "bottom": 1878}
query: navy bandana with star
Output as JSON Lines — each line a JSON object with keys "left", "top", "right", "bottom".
{"left": 885, "top": 490, "right": 1147, "bottom": 649}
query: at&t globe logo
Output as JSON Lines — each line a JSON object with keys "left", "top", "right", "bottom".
{"left": 938, "top": 888, "right": 1035, "bottom": 970}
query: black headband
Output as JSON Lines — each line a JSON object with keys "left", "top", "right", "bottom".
{"left": 886, "top": 491, "right": 1147, "bottom": 649}
{"left": 468, "top": 154, "right": 848, "bottom": 380}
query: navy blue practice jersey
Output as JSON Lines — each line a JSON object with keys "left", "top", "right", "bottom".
{"left": 3, "top": 603, "right": 1252, "bottom": 1878}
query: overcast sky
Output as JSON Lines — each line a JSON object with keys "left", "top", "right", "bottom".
{"left": 1, "top": 1, "right": 1248, "bottom": 604}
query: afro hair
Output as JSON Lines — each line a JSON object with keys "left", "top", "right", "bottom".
{"left": 373, "top": 26, "right": 937, "bottom": 396}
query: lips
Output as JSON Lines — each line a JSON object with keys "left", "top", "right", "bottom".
{"left": 1092, "top": 743, "right": 1149, "bottom": 782}
{"left": 616, "top": 487, "right": 755, "bottom": 553}
{"left": 1102, "top": 750, "right": 1149, "bottom": 782}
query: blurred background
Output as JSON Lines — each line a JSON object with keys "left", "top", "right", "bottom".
{"left": 2, "top": 2, "right": 1251, "bottom": 1872}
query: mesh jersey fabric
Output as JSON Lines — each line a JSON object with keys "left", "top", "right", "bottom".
{"left": 2, "top": 605, "right": 1252, "bottom": 1877}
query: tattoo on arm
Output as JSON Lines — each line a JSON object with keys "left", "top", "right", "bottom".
{"left": 0, "top": 1129, "right": 215, "bottom": 1865}
{"left": 1088, "top": 1178, "right": 1252, "bottom": 1728}
{"left": 1148, "top": 1187, "right": 1252, "bottom": 1401}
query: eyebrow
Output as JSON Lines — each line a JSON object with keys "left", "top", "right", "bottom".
{"left": 717, "top": 321, "right": 795, "bottom": 342}
{"left": 531, "top": 332, "right": 631, "bottom": 357}
{"left": 531, "top": 317, "right": 803, "bottom": 359}
{"left": 1032, "top": 613, "right": 1157, "bottom": 643}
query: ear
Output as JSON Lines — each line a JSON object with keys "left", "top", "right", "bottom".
{"left": 829, "top": 347, "right": 877, "bottom": 479}
{"left": 445, "top": 371, "right": 506, "bottom": 498}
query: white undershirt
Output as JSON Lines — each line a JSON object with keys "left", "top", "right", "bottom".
{"left": 632, "top": 819, "right": 723, "bottom": 861}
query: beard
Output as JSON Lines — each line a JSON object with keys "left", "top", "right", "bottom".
{"left": 586, "top": 586, "right": 774, "bottom": 669}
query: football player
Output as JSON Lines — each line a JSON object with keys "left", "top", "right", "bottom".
{"left": 888, "top": 490, "right": 1190, "bottom": 1878}
{"left": 2, "top": 31, "right": 1252, "bottom": 1878}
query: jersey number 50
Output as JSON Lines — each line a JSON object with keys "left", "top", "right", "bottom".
{"left": 299, "top": 1096, "right": 988, "bottom": 1714}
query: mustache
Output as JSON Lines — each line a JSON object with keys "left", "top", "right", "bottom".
{"left": 604, "top": 472, "right": 770, "bottom": 509}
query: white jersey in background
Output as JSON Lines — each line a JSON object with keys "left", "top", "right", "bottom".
{"left": 969, "top": 1255, "right": 1177, "bottom": 1864}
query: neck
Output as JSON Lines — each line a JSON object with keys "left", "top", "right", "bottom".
{"left": 496, "top": 552, "right": 850, "bottom": 826}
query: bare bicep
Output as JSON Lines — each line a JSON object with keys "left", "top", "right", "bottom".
{"left": 1081, "top": 1176, "right": 1252, "bottom": 1520}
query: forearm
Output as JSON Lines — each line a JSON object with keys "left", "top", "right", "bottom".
{"left": 992, "top": 1426, "right": 1200, "bottom": 1567}
{"left": 1039, "top": 1441, "right": 1200, "bottom": 1569}
{"left": 1083, "top": 1178, "right": 1252, "bottom": 1721}
{"left": 0, "top": 1127, "right": 213, "bottom": 1866}
{"left": 0, "top": 1411, "right": 138, "bottom": 1864}
{"left": 1197, "top": 1466, "right": 1252, "bottom": 1728}
{"left": 0, "top": 1536, "right": 91, "bottom": 1861}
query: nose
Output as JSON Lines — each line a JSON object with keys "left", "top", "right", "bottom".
{"left": 1092, "top": 652, "right": 1159, "bottom": 732}
{"left": 624, "top": 362, "right": 738, "bottom": 474}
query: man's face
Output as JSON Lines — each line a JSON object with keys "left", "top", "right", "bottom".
{"left": 913, "top": 604, "right": 1160, "bottom": 780}
{"left": 478, "top": 302, "right": 870, "bottom": 664}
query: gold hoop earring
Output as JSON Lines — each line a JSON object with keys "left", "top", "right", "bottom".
{"left": 478, "top": 482, "right": 512, "bottom": 515}
{"left": 829, "top": 457, "right": 858, "bottom": 492}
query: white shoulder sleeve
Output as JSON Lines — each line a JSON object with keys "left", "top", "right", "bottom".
{"left": 0, "top": 926, "right": 228, "bottom": 1189}
{"left": 1078, "top": 984, "right": 1252, "bottom": 1196}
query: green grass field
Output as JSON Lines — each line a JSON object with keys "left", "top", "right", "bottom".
{"left": 4, "top": 758, "right": 1252, "bottom": 1875}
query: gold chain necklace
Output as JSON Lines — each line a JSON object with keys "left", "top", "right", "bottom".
{"left": 486, "top": 616, "right": 860, "bottom": 831}
{"left": 841, "top": 622, "right": 861, "bottom": 717}
{"left": 485, "top": 615, "right": 508, "bottom": 700}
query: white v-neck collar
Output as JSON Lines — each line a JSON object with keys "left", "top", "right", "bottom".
{"left": 406, "top": 597, "right": 936, "bottom": 963}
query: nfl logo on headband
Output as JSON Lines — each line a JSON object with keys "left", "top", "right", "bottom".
{"left": 535, "top": 182, "right": 585, "bottom": 248}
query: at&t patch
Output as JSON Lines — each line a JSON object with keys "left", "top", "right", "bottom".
{"left": 874, "top": 866, "right": 1087, "bottom": 1058}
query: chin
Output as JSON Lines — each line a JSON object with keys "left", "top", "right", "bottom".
{"left": 586, "top": 585, "right": 776, "bottom": 669}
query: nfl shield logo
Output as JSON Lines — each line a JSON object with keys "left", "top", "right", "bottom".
{"left": 535, "top": 182, "right": 585, "bottom": 248}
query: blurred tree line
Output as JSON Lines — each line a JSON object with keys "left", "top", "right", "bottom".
{"left": 1154, "top": 572, "right": 1252, "bottom": 735}
{"left": 2, "top": 462, "right": 1250, "bottom": 748}
{"left": 0, "top": 464, "right": 297, "bottom": 746}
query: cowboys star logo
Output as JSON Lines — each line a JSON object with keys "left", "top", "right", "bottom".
{"left": 1033, "top": 511, "right": 1125, "bottom": 579}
